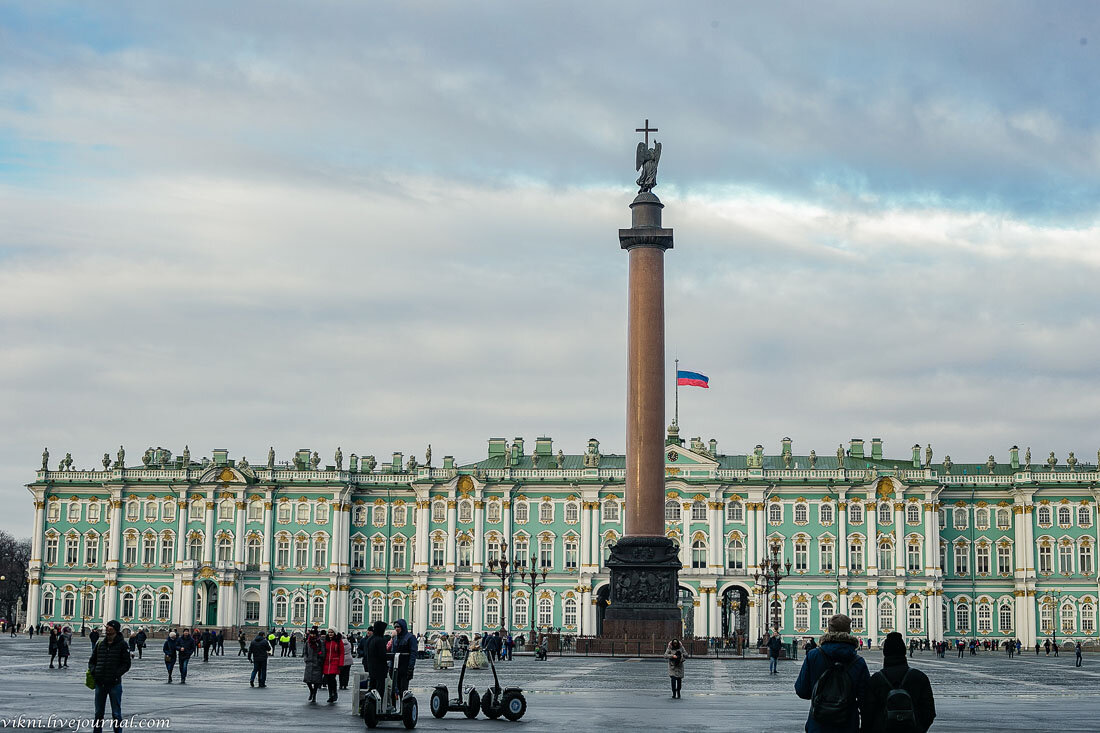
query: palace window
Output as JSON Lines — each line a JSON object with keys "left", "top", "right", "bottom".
{"left": 47, "top": 502, "right": 60, "bottom": 523}
{"left": 45, "top": 536, "right": 58, "bottom": 565}
{"left": 432, "top": 501, "right": 446, "bottom": 523}
{"left": 458, "top": 500, "right": 473, "bottom": 523}
{"left": 42, "top": 590, "right": 55, "bottom": 617}
{"left": 217, "top": 536, "right": 232, "bottom": 563}
{"left": 371, "top": 541, "right": 385, "bottom": 571}
{"left": 975, "top": 508, "right": 989, "bottom": 530}
{"left": 431, "top": 539, "right": 445, "bottom": 568}
{"left": 953, "top": 507, "right": 967, "bottom": 530}
{"left": 728, "top": 538, "right": 745, "bottom": 571}
{"left": 430, "top": 597, "right": 444, "bottom": 627}
{"left": 539, "top": 539, "right": 553, "bottom": 568}
{"left": 975, "top": 544, "right": 990, "bottom": 575}
{"left": 819, "top": 503, "right": 833, "bottom": 525}
{"left": 456, "top": 597, "right": 471, "bottom": 626}
{"left": 849, "top": 542, "right": 864, "bottom": 572}
{"left": 692, "top": 501, "right": 708, "bottom": 521}
{"left": 292, "top": 596, "right": 306, "bottom": 624}
{"left": 88, "top": 503, "right": 101, "bottom": 523}
{"left": 121, "top": 592, "right": 135, "bottom": 619}
{"left": 795, "top": 600, "right": 809, "bottom": 630}
{"left": 566, "top": 501, "right": 580, "bottom": 523}
{"left": 820, "top": 600, "right": 835, "bottom": 630}
{"left": 218, "top": 499, "right": 233, "bottom": 521}
{"left": 188, "top": 536, "right": 202, "bottom": 562}
{"left": 393, "top": 504, "right": 407, "bottom": 526}
{"left": 938, "top": 508, "right": 945, "bottom": 530}
{"left": 726, "top": 501, "right": 743, "bottom": 522}
{"left": 997, "top": 545, "right": 1012, "bottom": 575}
{"left": 391, "top": 541, "right": 406, "bottom": 572}
{"left": 1037, "top": 506, "right": 1051, "bottom": 526}
{"left": 246, "top": 537, "right": 261, "bottom": 567}
{"left": 768, "top": 503, "right": 782, "bottom": 524}
{"left": 190, "top": 500, "right": 205, "bottom": 520}
{"left": 140, "top": 592, "right": 153, "bottom": 620}
{"left": 1040, "top": 602, "right": 1053, "bottom": 633}
{"left": 513, "top": 538, "right": 528, "bottom": 567}
{"left": 878, "top": 599, "right": 894, "bottom": 633}
{"left": 486, "top": 501, "right": 501, "bottom": 523}
{"left": 850, "top": 601, "right": 864, "bottom": 631}
{"left": 692, "top": 540, "right": 707, "bottom": 569}
{"left": 1082, "top": 603, "right": 1096, "bottom": 634}
{"left": 85, "top": 535, "right": 99, "bottom": 566}
{"left": 142, "top": 500, "right": 157, "bottom": 521}
{"left": 877, "top": 543, "right": 893, "bottom": 573}
{"left": 665, "top": 500, "right": 680, "bottom": 522}
{"left": 996, "top": 508, "right": 1011, "bottom": 529}
{"left": 352, "top": 541, "right": 366, "bottom": 571}
{"left": 65, "top": 535, "right": 79, "bottom": 565}
{"left": 276, "top": 537, "right": 290, "bottom": 567}
{"left": 1079, "top": 506, "right": 1092, "bottom": 528}
{"left": 313, "top": 537, "right": 327, "bottom": 568}
{"left": 953, "top": 544, "right": 969, "bottom": 576}
{"left": 315, "top": 503, "right": 329, "bottom": 524}
{"left": 1038, "top": 544, "right": 1052, "bottom": 574}
{"left": 539, "top": 501, "right": 554, "bottom": 522}
{"left": 126, "top": 501, "right": 139, "bottom": 521}
{"left": 513, "top": 596, "right": 528, "bottom": 629}
{"left": 793, "top": 503, "right": 808, "bottom": 524}
{"left": 565, "top": 538, "right": 579, "bottom": 569}
{"left": 1061, "top": 603, "right": 1075, "bottom": 633}
{"left": 603, "top": 500, "right": 620, "bottom": 522}
{"left": 311, "top": 595, "right": 325, "bottom": 625}
{"left": 144, "top": 535, "right": 158, "bottom": 565}
{"left": 819, "top": 541, "right": 834, "bottom": 573}
{"left": 349, "top": 596, "right": 364, "bottom": 627}
{"left": 977, "top": 603, "right": 992, "bottom": 633}
{"left": 457, "top": 539, "right": 472, "bottom": 569}
{"left": 514, "top": 501, "right": 528, "bottom": 523}
{"left": 273, "top": 595, "right": 288, "bottom": 622}
{"left": 1080, "top": 544, "right": 1094, "bottom": 576}
{"left": 907, "top": 542, "right": 921, "bottom": 573}
{"left": 906, "top": 504, "right": 920, "bottom": 524}
{"left": 485, "top": 597, "right": 500, "bottom": 628}
{"left": 955, "top": 602, "right": 970, "bottom": 633}
{"left": 877, "top": 503, "right": 892, "bottom": 525}
{"left": 162, "top": 499, "right": 175, "bottom": 522}
{"left": 849, "top": 503, "right": 863, "bottom": 524}
{"left": 999, "top": 603, "right": 1013, "bottom": 632}
{"left": 124, "top": 535, "right": 138, "bottom": 565}
{"left": 564, "top": 597, "right": 578, "bottom": 628}
{"left": 794, "top": 539, "right": 808, "bottom": 572}
{"left": 1059, "top": 543, "right": 1074, "bottom": 574}
{"left": 248, "top": 500, "right": 263, "bottom": 522}
{"left": 538, "top": 597, "right": 553, "bottom": 627}
{"left": 296, "top": 503, "right": 309, "bottom": 523}
{"left": 353, "top": 505, "right": 367, "bottom": 526}
{"left": 908, "top": 601, "right": 922, "bottom": 632}
{"left": 276, "top": 503, "right": 291, "bottom": 523}
{"left": 1058, "top": 506, "right": 1072, "bottom": 527}
{"left": 294, "top": 536, "right": 309, "bottom": 567}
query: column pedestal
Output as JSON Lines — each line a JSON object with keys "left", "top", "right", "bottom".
{"left": 603, "top": 536, "right": 681, "bottom": 639}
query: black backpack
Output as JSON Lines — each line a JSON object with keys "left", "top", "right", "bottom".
{"left": 879, "top": 668, "right": 917, "bottom": 732}
{"left": 810, "top": 651, "right": 855, "bottom": 725}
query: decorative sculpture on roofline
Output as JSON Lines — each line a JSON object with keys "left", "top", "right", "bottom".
{"left": 635, "top": 119, "right": 661, "bottom": 193}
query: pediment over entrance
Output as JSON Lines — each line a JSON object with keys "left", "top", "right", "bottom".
{"left": 197, "top": 465, "right": 253, "bottom": 484}
{"left": 664, "top": 444, "right": 719, "bottom": 471}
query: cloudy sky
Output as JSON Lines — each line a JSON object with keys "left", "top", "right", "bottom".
{"left": 2, "top": 1, "right": 1099, "bottom": 536}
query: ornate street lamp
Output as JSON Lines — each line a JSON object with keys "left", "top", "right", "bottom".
{"left": 516, "top": 555, "right": 548, "bottom": 648}
{"left": 486, "top": 539, "right": 514, "bottom": 633}
{"left": 753, "top": 540, "right": 792, "bottom": 637}
{"left": 78, "top": 577, "right": 93, "bottom": 636}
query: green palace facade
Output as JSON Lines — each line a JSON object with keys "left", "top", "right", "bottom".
{"left": 24, "top": 432, "right": 1100, "bottom": 646}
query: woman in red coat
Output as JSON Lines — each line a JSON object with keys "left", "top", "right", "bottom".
{"left": 321, "top": 629, "right": 345, "bottom": 703}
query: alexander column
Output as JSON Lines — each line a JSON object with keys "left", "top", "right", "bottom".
{"left": 603, "top": 120, "right": 682, "bottom": 639}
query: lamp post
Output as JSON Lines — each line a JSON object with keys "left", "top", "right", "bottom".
{"left": 753, "top": 540, "right": 792, "bottom": 638}
{"left": 486, "top": 539, "right": 514, "bottom": 633}
{"left": 78, "top": 577, "right": 93, "bottom": 636}
{"left": 1048, "top": 587, "right": 1063, "bottom": 649}
{"left": 516, "top": 554, "right": 548, "bottom": 649}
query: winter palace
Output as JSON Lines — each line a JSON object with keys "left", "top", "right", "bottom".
{"left": 25, "top": 431, "right": 1100, "bottom": 646}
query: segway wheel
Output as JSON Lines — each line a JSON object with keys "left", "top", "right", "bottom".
{"left": 430, "top": 687, "right": 447, "bottom": 719}
{"left": 364, "top": 699, "right": 379, "bottom": 729}
{"left": 482, "top": 689, "right": 501, "bottom": 719}
{"left": 464, "top": 689, "right": 480, "bottom": 719}
{"left": 402, "top": 696, "right": 418, "bottom": 729}
{"left": 502, "top": 691, "right": 527, "bottom": 721}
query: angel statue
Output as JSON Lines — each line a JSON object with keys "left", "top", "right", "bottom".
{"left": 636, "top": 139, "right": 661, "bottom": 193}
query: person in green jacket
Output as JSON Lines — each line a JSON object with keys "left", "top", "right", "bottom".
{"left": 89, "top": 620, "right": 132, "bottom": 733}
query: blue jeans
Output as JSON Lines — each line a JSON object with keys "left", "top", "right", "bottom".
{"left": 94, "top": 681, "right": 123, "bottom": 722}
{"left": 179, "top": 657, "right": 190, "bottom": 680}
{"left": 251, "top": 659, "right": 267, "bottom": 685}
{"left": 769, "top": 656, "right": 778, "bottom": 673}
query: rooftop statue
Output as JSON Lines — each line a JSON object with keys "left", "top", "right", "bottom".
{"left": 836, "top": 444, "right": 844, "bottom": 466}
{"left": 268, "top": 446, "right": 275, "bottom": 469}
{"left": 425, "top": 444, "right": 432, "bottom": 467}
{"left": 1048, "top": 451, "right": 1057, "bottom": 471}
{"left": 239, "top": 456, "right": 249, "bottom": 469}
{"left": 117, "top": 445, "right": 125, "bottom": 469}
{"left": 335, "top": 447, "right": 343, "bottom": 471}
{"left": 309, "top": 451, "right": 320, "bottom": 470}
{"left": 350, "top": 454, "right": 359, "bottom": 473}
{"left": 1068, "top": 452, "right": 1077, "bottom": 471}
{"left": 808, "top": 450, "right": 817, "bottom": 469}
{"left": 102, "top": 453, "right": 111, "bottom": 470}
{"left": 182, "top": 445, "right": 190, "bottom": 465}
{"left": 924, "top": 444, "right": 932, "bottom": 469}
{"left": 41, "top": 447, "right": 49, "bottom": 471}
{"left": 556, "top": 449, "right": 565, "bottom": 469}
{"left": 1024, "top": 447, "right": 1031, "bottom": 469}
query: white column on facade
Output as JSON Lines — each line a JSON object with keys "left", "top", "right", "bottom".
{"left": 837, "top": 492, "right": 848, "bottom": 575}
{"left": 262, "top": 489, "right": 274, "bottom": 572}
{"left": 107, "top": 490, "right": 123, "bottom": 567}
{"left": 868, "top": 591, "right": 879, "bottom": 646}
{"left": 445, "top": 499, "right": 457, "bottom": 571}
{"left": 444, "top": 587, "right": 455, "bottom": 633}
{"left": 259, "top": 575, "right": 271, "bottom": 628}
{"left": 202, "top": 490, "right": 215, "bottom": 564}
{"left": 179, "top": 581, "right": 195, "bottom": 625}
{"left": 472, "top": 587, "right": 484, "bottom": 633}
{"left": 590, "top": 497, "right": 602, "bottom": 570}
{"left": 867, "top": 498, "right": 878, "bottom": 575}
{"left": 175, "top": 494, "right": 188, "bottom": 565}
{"left": 693, "top": 591, "right": 705, "bottom": 638}
{"left": 923, "top": 496, "right": 937, "bottom": 577}
{"left": 415, "top": 496, "right": 430, "bottom": 573}
{"left": 707, "top": 588, "right": 720, "bottom": 637}
{"left": 29, "top": 492, "right": 46, "bottom": 567}
{"left": 415, "top": 586, "right": 429, "bottom": 633}
{"left": 473, "top": 493, "right": 485, "bottom": 572}
{"left": 172, "top": 575, "right": 184, "bottom": 626}
{"left": 745, "top": 502, "right": 758, "bottom": 575}
{"left": 234, "top": 493, "right": 247, "bottom": 566}
{"left": 680, "top": 501, "right": 690, "bottom": 568}
{"left": 579, "top": 501, "right": 592, "bottom": 570}
{"left": 217, "top": 580, "right": 233, "bottom": 627}
{"left": 894, "top": 501, "right": 905, "bottom": 576}
{"left": 710, "top": 496, "right": 724, "bottom": 572}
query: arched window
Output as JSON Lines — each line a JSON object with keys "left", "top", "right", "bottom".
{"left": 457, "top": 539, "right": 472, "bottom": 568}
{"left": 62, "top": 591, "right": 76, "bottom": 617}
{"left": 726, "top": 501, "right": 743, "bottom": 522}
{"left": 246, "top": 537, "right": 262, "bottom": 567}
{"left": 768, "top": 503, "right": 782, "bottom": 524}
{"left": 665, "top": 500, "right": 681, "bottom": 522}
{"left": 1082, "top": 602, "right": 1096, "bottom": 634}
{"left": 1038, "top": 542, "right": 1053, "bottom": 574}
{"left": 564, "top": 537, "right": 579, "bottom": 569}
{"left": 513, "top": 501, "right": 529, "bottom": 523}
{"left": 391, "top": 540, "right": 406, "bottom": 572}
{"left": 794, "top": 539, "right": 808, "bottom": 572}
{"left": 485, "top": 597, "right": 500, "bottom": 628}
{"left": 186, "top": 535, "right": 201, "bottom": 562}
{"left": 513, "top": 596, "right": 528, "bottom": 629}
{"left": 879, "top": 599, "right": 894, "bottom": 632}
{"left": 692, "top": 501, "right": 707, "bottom": 521}
{"left": 126, "top": 501, "right": 139, "bottom": 521}
{"left": 144, "top": 501, "right": 157, "bottom": 522}
{"left": 274, "top": 595, "right": 288, "bottom": 622}
{"left": 68, "top": 501, "right": 82, "bottom": 523}
{"left": 954, "top": 544, "right": 969, "bottom": 576}
{"left": 487, "top": 501, "right": 501, "bottom": 523}
{"left": 906, "top": 504, "right": 920, "bottom": 524}
{"left": 85, "top": 534, "right": 99, "bottom": 566}
{"left": 121, "top": 592, "right": 135, "bottom": 619}
{"left": 820, "top": 600, "right": 835, "bottom": 630}
{"left": 1058, "top": 506, "right": 1072, "bottom": 527}
{"left": 819, "top": 540, "right": 834, "bottom": 572}
{"left": 1059, "top": 543, "right": 1074, "bottom": 574}
{"left": 292, "top": 596, "right": 306, "bottom": 624}
{"left": 906, "top": 541, "right": 921, "bottom": 573}
{"left": 353, "top": 505, "right": 368, "bottom": 525}
{"left": 247, "top": 500, "right": 263, "bottom": 522}
{"left": 1080, "top": 543, "right": 1094, "bottom": 576}
{"left": 44, "top": 534, "right": 59, "bottom": 565}
{"left": 313, "top": 536, "right": 328, "bottom": 568}
{"left": 727, "top": 538, "right": 744, "bottom": 570}
{"left": 539, "top": 501, "right": 554, "bottom": 522}
{"left": 691, "top": 539, "right": 707, "bottom": 569}
{"left": 819, "top": 503, "right": 833, "bottom": 525}
{"left": 999, "top": 602, "right": 1013, "bottom": 632}
{"left": 908, "top": 601, "right": 922, "bottom": 631}
{"left": 1079, "top": 506, "right": 1093, "bottom": 527}
{"left": 565, "top": 501, "right": 580, "bottom": 522}
{"left": 849, "top": 540, "right": 864, "bottom": 572}
{"left": 794, "top": 600, "right": 809, "bottom": 630}
{"left": 315, "top": 503, "right": 329, "bottom": 524}
{"left": 370, "top": 597, "right": 384, "bottom": 623}
{"left": 431, "top": 538, "right": 445, "bottom": 568}
{"left": 143, "top": 534, "right": 158, "bottom": 565}
{"left": 47, "top": 501, "right": 60, "bottom": 523}
{"left": 431, "top": 501, "right": 446, "bottom": 523}
{"left": 42, "top": 589, "right": 55, "bottom": 617}
{"left": 276, "top": 536, "right": 291, "bottom": 567}
{"left": 955, "top": 602, "right": 970, "bottom": 632}
{"left": 390, "top": 597, "right": 403, "bottom": 621}
{"left": 602, "top": 500, "right": 620, "bottom": 522}
{"left": 140, "top": 592, "right": 154, "bottom": 619}
{"left": 954, "top": 507, "right": 968, "bottom": 529}
{"left": 793, "top": 503, "right": 808, "bottom": 524}
{"left": 458, "top": 500, "right": 473, "bottom": 523}
{"left": 976, "top": 543, "right": 990, "bottom": 575}
{"left": 849, "top": 503, "right": 863, "bottom": 524}
{"left": 996, "top": 508, "right": 1011, "bottom": 529}
{"left": 456, "top": 597, "right": 471, "bottom": 626}
{"left": 123, "top": 534, "right": 138, "bottom": 565}
{"left": 393, "top": 504, "right": 407, "bottom": 526}
{"left": 294, "top": 536, "right": 309, "bottom": 567}
{"left": 350, "top": 596, "right": 364, "bottom": 626}
{"left": 1061, "top": 602, "right": 1076, "bottom": 633}
{"left": 429, "top": 596, "right": 444, "bottom": 627}
{"left": 850, "top": 600, "right": 864, "bottom": 631}
{"left": 218, "top": 499, "right": 233, "bottom": 521}
{"left": 276, "top": 502, "right": 291, "bottom": 523}
{"left": 88, "top": 502, "right": 101, "bottom": 523}
{"left": 538, "top": 597, "right": 553, "bottom": 627}
{"left": 310, "top": 595, "right": 325, "bottom": 624}
{"left": 1037, "top": 505, "right": 1051, "bottom": 526}
{"left": 564, "top": 597, "right": 578, "bottom": 628}
{"left": 158, "top": 593, "right": 171, "bottom": 621}
{"left": 1040, "top": 600, "right": 1054, "bottom": 633}
{"left": 977, "top": 602, "right": 992, "bottom": 632}
{"left": 877, "top": 503, "right": 892, "bottom": 525}
{"left": 296, "top": 502, "right": 310, "bottom": 523}
{"left": 877, "top": 542, "right": 893, "bottom": 573}
{"left": 217, "top": 536, "right": 232, "bottom": 563}
{"left": 975, "top": 507, "right": 989, "bottom": 529}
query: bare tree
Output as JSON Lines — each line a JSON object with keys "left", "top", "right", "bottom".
{"left": 0, "top": 532, "right": 31, "bottom": 625}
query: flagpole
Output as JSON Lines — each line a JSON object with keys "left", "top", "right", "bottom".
{"left": 674, "top": 358, "right": 679, "bottom": 427}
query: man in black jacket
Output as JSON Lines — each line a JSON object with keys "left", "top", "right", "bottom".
{"left": 249, "top": 632, "right": 270, "bottom": 688}
{"left": 89, "top": 620, "right": 132, "bottom": 733}
{"left": 202, "top": 629, "right": 213, "bottom": 661}
{"left": 861, "top": 632, "right": 936, "bottom": 733}
{"left": 358, "top": 627, "right": 374, "bottom": 673}
{"left": 364, "top": 621, "right": 389, "bottom": 696}
{"left": 176, "top": 629, "right": 197, "bottom": 684}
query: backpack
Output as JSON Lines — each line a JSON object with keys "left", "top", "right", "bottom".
{"left": 810, "top": 651, "right": 855, "bottom": 725}
{"left": 879, "top": 668, "right": 917, "bottom": 732}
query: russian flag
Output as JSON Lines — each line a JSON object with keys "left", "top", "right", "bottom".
{"left": 676, "top": 370, "right": 709, "bottom": 388}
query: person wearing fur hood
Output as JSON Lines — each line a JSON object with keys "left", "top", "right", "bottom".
{"left": 664, "top": 639, "right": 687, "bottom": 699}
{"left": 794, "top": 614, "right": 870, "bottom": 732}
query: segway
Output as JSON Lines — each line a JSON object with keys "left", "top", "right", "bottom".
{"left": 477, "top": 651, "right": 527, "bottom": 722}
{"left": 429, "top": 644, "right": 482, "bottom": 719}
{"left": 360, "top": 652, "right": 418, "bottom": 729}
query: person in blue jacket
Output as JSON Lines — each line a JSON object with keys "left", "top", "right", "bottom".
{"left": 794, "top": 614, "right": 870, "bottom": 733}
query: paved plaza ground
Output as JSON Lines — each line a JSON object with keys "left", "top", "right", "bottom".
{"left": 1, "top": 636, "right": 1098, "bottom": 731}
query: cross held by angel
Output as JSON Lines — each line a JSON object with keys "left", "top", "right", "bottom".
{"left": 635, "top": 118, "right": 661, "bottom": 193}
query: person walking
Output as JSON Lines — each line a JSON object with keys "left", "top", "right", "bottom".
{"left": 1053, "top": 640, "right": 1059, "bottom": 657}
{"left": 57, "top": 629, "right": 71, "bottom": 668}
{"left": 768, "top": 633, "right": 783, "bottom": 675}
{"left": 88, "top": 620, "right": 132, "bottom": 733}
{"left": 861, "top": 632, "right": 936, "bottom": 733}
{"left": 339, "top": 632, "right": 353, "bottom": 690}
{"left": 48, "top": 628, "right": 59, "bottom": 668}
{"left": 365, "top": 621, "right": 389, "bottom": 699}
{"left": 163, "top": 632, "right": 178, "bottom": 683}
{"left": 238, "top": 630, "right": 247, "bottom": 656}
{"left": 1075, "top": 641, "right": 1083, "bottom": 667}
{"left": 302, "top": 627, "right": 326, "bottom": 703}
{"left": 249, "top": 632, "right": 270, "bottom": 688}
{"left": 134, "top": 628, "right": 147, "bottom": 660}
{"left": 794, "top": 614, "right": 870, "bottom": 733}
{"left": 216, "top": 629, "right": 225, "bottom": 656}
{"left": 664, "top": 639, "right": 686, "bottom": 699}
{"left": 289, "top": 631, "right": 298, "bottom": 657}
{"left": 89, "top": 627, "right": 100, "bottom": 649}
{"left": 321, "top": 629, "right": 345, "bottom": 702}
{"left": 280, "top": 630, "right": 291, "bottom": 657}
{"left": 176, "top": 629, "right": 196, "bottom": 684}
